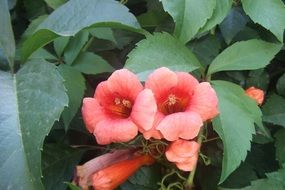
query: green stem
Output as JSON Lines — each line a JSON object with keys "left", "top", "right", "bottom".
{"left": 185, "top": 126, "right": 206, "bottom": 189}
{"left": 82, "top": 36, "right": 95, "bottom": 52}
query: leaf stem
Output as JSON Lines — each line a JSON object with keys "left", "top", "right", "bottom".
{"left": 82, "top": 36, "right": 95, "bottom": 52}
{"left": 185, "top": 125, "right": 206, "bottom": 189}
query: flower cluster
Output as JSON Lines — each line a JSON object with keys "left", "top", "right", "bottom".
{"left": 79, "top": 67, "right": 219, "bottom": 189}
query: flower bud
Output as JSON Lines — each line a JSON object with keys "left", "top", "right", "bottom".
{"left": 245, "top": 87, "right": 264, "bottom": 105}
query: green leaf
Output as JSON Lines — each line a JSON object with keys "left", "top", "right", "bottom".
{"left": 58, "top": 65, "right": 85, "bottom": 130}
{"left": 54, "top": 36, "right": 70, "bottom": 57}
{"left": 21, "top": 15, "right": 48, "bottom": 40}
{"left": 212, "top": 80, "right": 262, "bottom": 183}
{"left": 0, "top": 60, "right": 68, "bottom": 189}
{"left": 242, "top": 0, "right": 285, "bottom": 42}
{"left": 64, "top": 30, "right": 89, "bottom": 65}
{"left": 21, "top": 0, "right": 143, "bottom": 61}
{"left": 125, "top": 32, "right": 202, "bottom": 80}
{"left": 30, "top": 48, "right": 57, "bottom": 60}
{"left": 277, "top": 73, "right": 285, "bottom": 97}
{"left": 42, "top": 144, "right": 85, "bottom": 190}
{"left": 275, "top": 129, "right": 285, "bottom": 166}
{"left": 72, "top": 52, "right": 114, "bottom": 75}
{"left": 160, "top": 0, "right": 216, "bottom": 43}
{"left": 245, "top": 69, "right": 269, "bottom": 91}
{"left": 90, "top": 28, "right": 118, "bottom": 46}
{"left": 0, "top": 0, "right": 15, "bottom": 70}
{"left": 44, "top": 0, "right": 67, "bottom": 9}
{"left": 230, "top": 166, "right": 285, "bottom": 190}
{"left": 65, "top": 182, "right": 82, "bottom": 190}
{"left": 207, "top": 39, "right": 282, "bottom": 75}
{"left": 120, "top": 165, "right": 161, "bottom": 190}
{"left": 137, "top": 10, "right": 168, "bottom": 28}
{"left": 262, "top": 94, "right": 285, "bottom": 128}
{"left": 219, "top": 7, "right": 248, "bottom": 44}
{"left": 188, "top": 35, "right": 221, "bottom": 67}
{"left": 199, "top": 0, "right": 232, "bottom": 34}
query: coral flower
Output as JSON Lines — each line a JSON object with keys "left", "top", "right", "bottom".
{"left": 245, "top": 86, "right": 264, "bottom": 105}
{"left": 75, "top": 149, "right": 135, "bottom": 189}
{"left": 82, "top": 69, "right": 157, "bottom": 145}
{"left": 92, "top": 154, "right": 155, "bottom": 190}
{"left": 143, "top": 67, "right": 218, "bottom": 141}
{"left": 165, "top": 140, "right": 200, "bottom": 171}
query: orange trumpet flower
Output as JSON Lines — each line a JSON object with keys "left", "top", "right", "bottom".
{"left": 92, "top": 154, "right": 155, "bottom": 190}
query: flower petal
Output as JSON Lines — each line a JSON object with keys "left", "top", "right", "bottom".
{"left": 107, "top": 69, "right": 143, "bottom": 101}
{"left": 188, "top": 82, "right": 219, "bottom": 121}
{"left": 145, "top": 67, "right": 178, "bottom": 102}
{"left": 157, "top": 112, "right": 202, "bottom": 141}
{"left": 94, "top": 81, "right": 114, "bottom": 107}
{"left": 174, "top": 72, "right": 199, "bottom": 95}
{"left": 94, "top": 119, "right": 138, "bottom": 145}
{"left": 131, "top": 89, "right": 157, "bottom": 131}
{"left": 165, "top": 140, "right": 200, "bottom": 163}
{"left": 142, "top": 112, "right": 164, "bottom": 140}
{"left": 175, "top": 154, "right": 199, "bottom": 171}
{"left": 82, "top": 98, "right": 106, "bottom": 133}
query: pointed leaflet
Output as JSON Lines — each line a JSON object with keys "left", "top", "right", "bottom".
{"left": 42, "top": 144, "right": 85, "bottom": 190}
{"left": 242, "top": 0, "right": 285, "bottom": 42}
{"left": 125, "top": 33, "right": 202, "bottom": 80}
{"left": 160, "top": 0, "right": 216, "bottom": 43}
{"left": 21, "top": 0, "right": 144, "bottom": 61}
{"left": 0, "top": 0, "right": 15, "bottom": 69}
{"left": 212, "top": 80, "right": 262, "bottom": 183}
{"left": 232, "top": 165, "right": 285, "bottom": 190}
{"left": 0, "top": 60, "right": 68, "bottom": 189}
{"left": 262, "top": 94, "right": 285, "bottom": 128}
{"left": 275, "top": 129, "right": 285, "bottom": 166}
{"left": 199, "top": 0, "right": 232, "bottom": 34}
{"left": 58, "top": 65, "right": 85, "bottom": 130}
{"left": 207, "top": 39, "right": 282, "bottom": 75}
{"left": 72, "top": 52, "right": 114, "bottom": 75}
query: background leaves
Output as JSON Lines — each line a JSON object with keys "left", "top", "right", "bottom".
{"left": 160, "top": 0, "right": 216, "bottom": 43}
{"left": 0, "top": 60, "right": 68, "bottom": 190}
{"left": 212, "top": 80, "right": 262, "bottom": 183}
{"left": 125, "top": 32, "right": 201, "bottom": 80}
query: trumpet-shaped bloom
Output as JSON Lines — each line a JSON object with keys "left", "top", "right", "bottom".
{"left": 144, "top": 67, "right": 218, "bottom": 141}
{"left": 92, "top": 154, "right": 155, "bottom": 190}
{"left": 82, "top": 69, "right": 157, "bottom": 144}
{"left": 245, "top": 86, "right": 264, "bottom": 105}
{"left": 165, "top": 140, "right": 200, "bottom": 171}
{"left": 75, "top": 149, "right": 135, "bottom": 190}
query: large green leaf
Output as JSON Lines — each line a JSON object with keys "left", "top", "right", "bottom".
{"left": 227, "top": 165, "right": 285, "bottom": 190}
{"left": 212, "top": 80, "right": 262, "bottom": 183}
{"left": 189, "top": 35, "right": 221, "bottom": 67}
{"left": 72, "top": 52, "right": 114, "bottom": 75}
{"left": 0, "top": 0, "right": 15, "bottom": 70}
{"left": 42, "top": 144, "right": 85, "bottom": 190}
{"left": 125, "top": 32, "right": 202, "bottom": 80}
{"left": 63, "top": 30, "right": 89, "bottom": 65}
{"left": 120, "top": 165, "right": 161, "bottom": 190}
{"left": 199, "top": 0, "right": 232, "bottom": 34}
{"left": 58, "top": 65, "right": 86, "bottom": 130}
{"left": 219, "top": 7, "right": 248, "bottom": 44}
{"left": 242, "top": 0, "right": 285, "bottom": 42}
{"left": 160, "top": 0, "right": 216, "bottom": 43}
{"left": 262, "top": 94, "right": 285, "bottom": 128}
{"left": 21, "top": 0, "right": 144, "bottom": 61}
{"left": 0, "top": 60, "right": 68, "bottom": 189}
{"left": 207, "top": 40, "right": 282, "bottom": 76}
{"left": 44, "top": 0, "right": 67, "bottom": 9}
{"left": 275, "top": 129, "right": 285, "bottom": 166}
{"left": 277, "top": 73, "right": 285, "bottom": 97}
